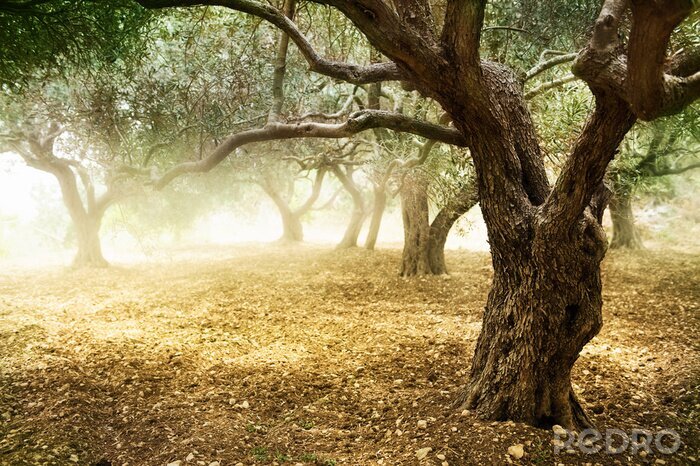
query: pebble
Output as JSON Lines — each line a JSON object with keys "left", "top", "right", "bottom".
{"left": 552, "top": 425, "right": 567, "bottom": 436}
{"left": 507, "top": 444, "right": 524, "bottom": 459}
{"left": 186, "top": 453, "right": 195, "bottom": 461}
{"left": 437, "top": 453, "right": 446, "bottom": 460}
{"left": 416, "top": 447, "right": 432, "bottom": 460}
{"left": 240, "top": 401, "right": 250, "bottom": 409}
{"left": 417, "top": 420, "right": 428, "bottom": 429}
{"left": 69, "top": 455, "right": 79, "bottom": 463}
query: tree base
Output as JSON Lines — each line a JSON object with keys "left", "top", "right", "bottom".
{"left": 72, "top": 256, "right": 109, "bottom": 268}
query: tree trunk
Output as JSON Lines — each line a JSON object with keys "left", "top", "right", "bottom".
{"left": 72, "top": 213, "right": 108, "bottom": 267}
{"left": 261, "top": 181, "right": 304, "bottom": 242}
{"left": 447, "top": 83, "right": 632, "bottom": 431}
{"left": 261, "top": 168, "right": 326, "bottom": 243}
{"left": 337, "top": 203, "right": 365, "bottom": 249}
{"left": 279, "top": 209, "right": 304, "bottom": 242}
{"left": 333, "top": 166, "right": 366, "bottom": 249}
{"left": 427, "top": 183, "right": 479, "bottom": 274}
{"left": 364, "top": 185, "right": 387, "bottom": 250}
{"left": 401, "top": 177, "right": 478, "bottom": 276}
{"left": 609, "top": 191, "right": 643, "bottom": 249}
{"left": 399, "top": 175, "right": 432, "bottom": 276}
{"left": 462, "top": 226, "right": 606, "bottom": 430}
{"left": 50, "top": 163, "right": 110, "bottom": 268}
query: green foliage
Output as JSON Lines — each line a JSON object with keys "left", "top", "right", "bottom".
{"left": 0, "top": 0, "right": 151, "bottom": 88}
{"left": 483, "top": 0, "right": 600, "bottom": 70}
{"left": 609, "top": 106, "right": 700, "bottom": 199}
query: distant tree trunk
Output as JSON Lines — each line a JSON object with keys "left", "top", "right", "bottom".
{"left": 401, "top": 177, "right": 478, "bottom": 276}
{"left": 260, "top": 168, "right": 326, "bottom": 243}
{"left": 427, "top": 183, "right": 479, "bottom": 274}
{"left": 262, "top": 183, "right": 304, "bottom": 242}
{"left": 400, "top": 175, "right": 432, "bottom": 276}
{"left": 72, "top": 212, "right": 108, "bottom": 267}
{"left": 364, "top": 185, "right": 387, "bottom": 250}
{"left": 280, "top": 209, "right": 304, "bottom": 242}
{"left": 53, "top": 164, "right": 110, "bottom": 267}
{"left": 609, "top": 191, "right": 643, "bottom": 249}
{"left": 333, "top": 165, "right": 366, "bottom": 249}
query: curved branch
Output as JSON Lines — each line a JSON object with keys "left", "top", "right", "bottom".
{"left": 541, "top": 92, "right": 636, "bottom": 231}
{"left": 574, "top": 0, "right": 699, "bottom": 120}
{"left": 154, "top": 110, "right": 465, "bottom": 189}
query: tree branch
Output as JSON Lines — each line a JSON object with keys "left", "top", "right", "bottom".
{"left": 650, "top": 161, "right": 700, "bottom": 176}
{"left": 153, "top": 110, "right": 466, "bottom": 189}
{"left": 574, "top": 0, "right": 699, "bottom": 120}
{"left": 541, "top": 91, "right": 636, "bottom": 231}
{"left": 136, "top": 0, "right": 406, "bottom": 84}
{"left": 292, "top": 167, "right": 326, "bottom": 216}
{"left": 525, "top": 53, "right": 578, "bottom": 82}
{"left": 268, "top": 0, "right": 295, "bottom": 122}
{"left": 440, "top": 0, "right": 486, "bottom": 68}
{"left": 524, "top": 74, "right": 577, "bottom": 99}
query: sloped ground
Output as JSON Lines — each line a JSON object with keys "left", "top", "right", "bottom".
{"left": 0, "top": 245, "right": 697, "bottom": 465}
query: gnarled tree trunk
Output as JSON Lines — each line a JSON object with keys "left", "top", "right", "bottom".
{"left": 16, "top": 126, "right": 114, "bottom": 268}
{"left": 453, "top": 83, "right": 635, "bottom": 430}
{"left": 609, "top": 191, "right": 643, "bottom": 249}
{"left": 53, "top": 164, "right": 110, "bottom": 268}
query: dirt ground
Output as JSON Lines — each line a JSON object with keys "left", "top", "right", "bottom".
{"left": 0, "top": 245, "right": 698, "bottom": 466}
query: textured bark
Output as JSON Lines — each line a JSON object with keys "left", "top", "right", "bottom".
{"left": 364, "top": 185, "right": 386, "bottom": 250}
{"left": 399, "top": 175, "right": 431, "bottom": 276}
{"left": 609, "top": 192, "right": 643, "bottom": 249}
{"left": 462, "top": 226, "right": 606, "bottom": 430}
{"left": 443, "top": 67, "right": 629, "bottom": 431}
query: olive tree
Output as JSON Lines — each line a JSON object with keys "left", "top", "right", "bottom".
{"left": 129, "top": 0, "right": 700, "bottom": 429}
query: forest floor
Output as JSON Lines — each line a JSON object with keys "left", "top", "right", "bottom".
{"left": 0, "top": 245, "right": 698, "bottom": 466}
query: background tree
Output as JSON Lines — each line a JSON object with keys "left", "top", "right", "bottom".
{"left": 608, "top": 109, "right": 700, "bottom": 248}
